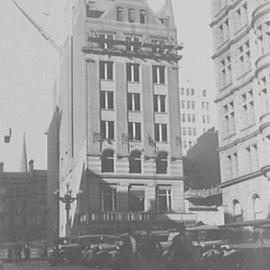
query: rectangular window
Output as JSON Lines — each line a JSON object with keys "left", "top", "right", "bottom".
{"left": 219, "top": 56, "right": 232, "bottom": 88}
{"left": 181, "top": 100, "right": 185, "bottom": 109}
{"left": 191, "top": 101, "right": 195, "bottom": 109}
{"left": 99, "top": 33, "right": 114, "bottom": 50}
{"left": 116, "top": 7, "right": 123, "bottom": 21}
{"left": 100, "top": 121, "right": 114, "bottom": 140}
{"left": 154, "top": 95, "right": 166, "bottom": 113}
{"left": 101, "top": 186, "right": 117, "bottom": 211}
{"left": 182, "top": 127, "right": 186, "bottom": 136}
{"left": 100, "top": 91, "right": 114, "bottom": 110}
{"left": 223, "top": 102, "right": 236, "bottom": 137}
{"left": 153, "top": 66, "right": 165, "bottom": 84}
{"left": 241, "top": 90, "right": 254, "bottom": 128}
{"left": 155, "top": 123, "right": 168, "bottom": 142}
{"left": 127, "top": 63, "right": 140, "bottom": 82}
{"left": 128, "top": 8, "right": 135, "bottom": 23}
{"left": 188, "top": 128, "right": 192, "bottom": 136}
{"left": 192, "top": 115, "right": 196, "bottom": 122}
{"left": 191, "top": 88, "right": 195, "bottom": 95}
{"left": 237, "top": 41, "right": 250, "bottom": 75}
{"left": 182, "top": 114, "right": 186, "bottom": 122}
{"left": 128, "top": 186, "right": 145, "bottom": 211}
{"left": 140, "top": 10, "right": 146, "bottom": 24}
{"left": 157, "top": 186, "right": 171, "bottom": 212}
{"left": 128, "top": 122, "right": 141, "bottom": 141}
{"left": 193, "top": 128, "right": 197, "bottom": 136}
{"left": 100, "top": 61, "right": 113, "bottom": 80}
{"left": 126, "top": 36, "right": 140, "bottom": 52}
{"left": 127, "top": 93, "right": 140, "bottom": 111}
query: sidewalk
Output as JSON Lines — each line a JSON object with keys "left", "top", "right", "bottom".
{"left": 3, "top": 261, "right": 48, "bottom": 270}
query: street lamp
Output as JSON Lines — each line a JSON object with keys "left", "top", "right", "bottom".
{"left": 54, "top": 183, "right": 82, "bottom": 237}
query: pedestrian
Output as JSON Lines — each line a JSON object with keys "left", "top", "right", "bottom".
{"left": 7, "top": 246, "right": 13, "bottom": 262}
{"left": 14, "top": 242, "right": 22, "bottom": 265}
{"left": 41, "top": 242, "right": 48, "bottom": 260}
{"left": 23, "top": 241, "right": 31, "bottom": 263}
{"left": 122, "top": 227, "right": 139, "bottom": 270}
{"left": 166, "top": 223, "right": 194, "bottom": 270}
{"left": 141, "top": 228, "right": 162, "bottom": 270}
{"left": 141, "top": 228, "right": 162, "bottom": 259}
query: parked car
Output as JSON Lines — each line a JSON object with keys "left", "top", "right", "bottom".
{"left": 74, "top": 234, "right": 122, "bottom": 268}
{"left": 48, "top": 243, "right": 82, "bottom": 266}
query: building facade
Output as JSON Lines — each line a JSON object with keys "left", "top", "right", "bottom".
{"left": 180, "top": 81, "right": 214, "bottom": 155}
{"left": 211, "top": 0, "right": 270, "bottom": 223}
{"left": 0, "top": 162, "right": 47, "bottom": 243}
{"left": 57, "top": 0, "right": 195, "bottom": 236}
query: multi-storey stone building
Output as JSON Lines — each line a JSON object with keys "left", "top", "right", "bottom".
{"left": 211, "top": 0, "right": 270, "bottom": 223}
{"left": 0, "top": 161, "right": 47, "bottom": 243}
{"left": 57, "top": 0, "right": 195, "bottom": 236}
{"left": 180, "top": 81, "right": 214, "bottom": 155}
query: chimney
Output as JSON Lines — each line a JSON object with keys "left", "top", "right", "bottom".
{"left": 0, "top": 163, "right": 4, "bottom": 173}
{"left": 28, "top": 160, "right": 34, "bottom": 173}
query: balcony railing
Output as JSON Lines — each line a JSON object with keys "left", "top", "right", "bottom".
{"left": 185, "top": 187, "right": 221, "bottom": 199}
{"left": 80, "top": 212, "right": 196, "bottom": 225}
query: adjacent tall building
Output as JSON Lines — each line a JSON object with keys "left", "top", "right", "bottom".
{"left": 211, "top": 0, "right": 270, "bottom": 223}
{"left": 56, "top": 0, "right": 195, "bottom": 236}
{"left": 179, "top": 81, "right": 214, "bottom": 155}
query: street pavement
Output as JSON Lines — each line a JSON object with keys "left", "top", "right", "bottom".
{"left": 3, "top": 261, "right": 109, "bottom": 270}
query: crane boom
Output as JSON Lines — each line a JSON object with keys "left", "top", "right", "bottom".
{"left": 10, "top": 0, "right": 63, "bottom": 55}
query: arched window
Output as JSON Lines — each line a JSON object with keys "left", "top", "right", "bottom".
{"left": 156, "top": 151, "right": 168, "bottom": 174}
{"left": 129, "top": 150, "right": 142, "bottom": 173}
{"left": 101, "top": 149, "right": 114, "bottom": 172}
{"left": 252, "top": 194, "right": 263, "bottom": 220}
{"left": 233, "top": 199, "right": 242, "bottom": 222}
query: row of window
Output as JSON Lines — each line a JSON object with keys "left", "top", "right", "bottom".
{"left": 99, "top": 33, "right": 168, "bottom": 54}
{"left": 180, "top": 87, "right": 195, "bottom": 96}
{"left": 181, "top": 114, "right": 196, "bottom": 123}
{"left": 182, "top": 127, "right": 197, "bottom": 136}
{"left": 215, "top": 2, "right": 248, "bottom": 47}
{"left": 100, "top": 62, "right": 166, "bottom": 84}
{"left": 101, "top": 184, "right": 172, "bottom": 212}
{"left": 225, "top": 144, "right": 258, "bottom": 180}
{"left": 181, "top": 100, "right": 195, "bottom": 110}
{"left": 100, "top": 121, "right": 168, "bottom": 142}
{"left": 101, "top": 91, "right": 167, "bottom": 113}
{"left": 222, "top": 89, "right": 257, "bottom": 138}
{"left": 101, "top": 150, "right": 169, "bottom": 175}
{"left": 116, "top": 7, "right": 147, "bottom": 24}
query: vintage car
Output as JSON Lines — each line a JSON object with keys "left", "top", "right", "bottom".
{"left": 75, "top": 234, "right": 122, "bottom": 268}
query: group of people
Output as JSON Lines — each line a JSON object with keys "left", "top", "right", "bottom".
{"left": 8, "top": 242, "right": 31, "bottom": 264}
{"left": 116, "top": 223, "right": 194, "bottom": 270}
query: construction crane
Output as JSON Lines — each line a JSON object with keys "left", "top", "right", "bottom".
{"left": 10, "top": 0, "right": 63, "bottom": 55}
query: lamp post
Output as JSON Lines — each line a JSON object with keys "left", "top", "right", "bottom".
{"left": 54, "top": 183, "right": 82, "bottom": 237}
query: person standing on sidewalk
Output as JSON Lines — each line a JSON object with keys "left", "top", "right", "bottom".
{"left": 122, "top": 227, "right": 139, "bottom": 269}
{"left": 167, "top": 223, "right": 194, "bottom": 270}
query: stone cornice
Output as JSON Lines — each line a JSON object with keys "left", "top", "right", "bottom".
{"left": 218, "top": 129, "right": 259, "bottom": 152}
{"left": 219, "top": 170, "right": 262, "bottom": 188}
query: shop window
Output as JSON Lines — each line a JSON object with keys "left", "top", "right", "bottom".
{"left": 128, "top": 185, "right": 145, "bottom": 211}
{"left": 157, "top": 186, "right": 171, "bottom": 212}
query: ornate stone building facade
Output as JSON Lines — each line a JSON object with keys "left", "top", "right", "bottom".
{"left": 57, "top": 0, "right": 195, "bottom": 236}
{"left": 211, "top": 0, "right": 270, "bottom": 223}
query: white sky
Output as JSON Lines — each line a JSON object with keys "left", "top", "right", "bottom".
{"left": 0, "top": 0, "right": 215, "bottom": 171}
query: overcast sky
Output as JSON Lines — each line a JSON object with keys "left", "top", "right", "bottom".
{"left": 0, "top": 0, "right": 215, "bottom": 171}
